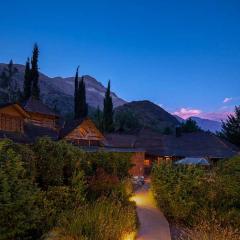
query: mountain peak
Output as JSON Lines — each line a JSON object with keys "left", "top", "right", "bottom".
{"left": 0, "top": 63, "right": 126, "bottom": 115}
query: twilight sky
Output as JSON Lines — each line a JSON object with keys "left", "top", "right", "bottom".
{"left": 0, "top": 0, "right": 240, "bottom": 120}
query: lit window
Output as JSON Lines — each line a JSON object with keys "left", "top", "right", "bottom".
{"left": 144, "top": 159, "right": 150, "bottom": 166}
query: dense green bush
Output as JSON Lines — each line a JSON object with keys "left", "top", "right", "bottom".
{"left": 83, "top": 151, "right": 133, "bottom": 180}
{"left": 151, "top": 156, "right": 240, "bottom": 229}
{"left": 151, "top": 163, "right": 205, "bottom": 225}
{"left": 0, "top": 138, "right": 135, "bottom": 240}
{"left": 0, "top": 140, "right": 42, "bottom": 240}
{"left": 33, "top": 138, "right": 85, "bottom": 188}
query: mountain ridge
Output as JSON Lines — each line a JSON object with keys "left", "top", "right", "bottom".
{"left": 0, "top": 63, "right": 126, "bottom": 115}
{"left": 115, "top": 100, "right": 180, "bottom": 132}
{"left": 173, "top": 115, "right": 222, "bottom": 133}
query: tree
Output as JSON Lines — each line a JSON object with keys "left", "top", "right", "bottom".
{"left": 77, "top": 76, "right": 88, "bottom": 118}
{"left": 74, "top": 66, "right": 79, "bottom": 119}
{"left": 114, "top": 109, "right": 141, "bottom": 133}
{"left": 0, "top": 60, "right": 19, "bottom": 102}
{"left": 31, "top": 43, "right": 40, "bottom": 99}
{"left": 220, "top": 106, "right": 240, "bottom": 147}
{"left": 103, "top": 80, "right": 113, "bottom": 132}
{"left": 92, "top": 106, "right": 103, "bottom": 131}
{"left": 0, "top": 140, "right": 41, "bottom": 239}
{"left": 181, "top": 118, "right": 200, "bottom": 133}
{"left": 23, "top": 58, "right": 32, "bottom": 101}
{"left": 163, "top": 126, "right": 172, "bottom": 135}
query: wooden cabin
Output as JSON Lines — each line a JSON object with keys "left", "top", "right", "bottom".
{"left": 60, "top": 118, "right": 104, "bottom": 146}
{"left": 24, "top": 98, "right": 58, "bottom": 129}
{"left": 0, "top": 103, "right": 29, "bottom": 133}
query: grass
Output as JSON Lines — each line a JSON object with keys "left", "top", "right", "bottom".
{"left": 45, "top": 198, "right": 137, "bottom": 240}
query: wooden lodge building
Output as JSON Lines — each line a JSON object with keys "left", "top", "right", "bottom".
{"left": 59, "top": 118, "right": 104, "bottom": 147}
{"left": 0, "top": 100, "right": 238, "bottom": 177}
{"left": 24, "top": 97, "right": 59, "bottom": 129}
{"left": 104, "top": 129, "right": 239, "bottom": 175}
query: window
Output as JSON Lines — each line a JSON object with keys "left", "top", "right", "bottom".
{"left": 144, "top": 159, "right": 150, "bottom": 166}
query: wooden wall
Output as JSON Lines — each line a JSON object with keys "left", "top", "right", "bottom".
{"left": 27, "top": 112, "right": 56, "bottom": 129}
{"left": 0, "top": 113, "right": 24, "bottom": 133}
{"left": 0, "top": 106, "right": 25, "bottom": 133}
{"left": 129, "top": 152, "right": 145, "bottom": 176}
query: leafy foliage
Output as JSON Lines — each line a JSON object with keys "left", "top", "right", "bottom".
{"left": 103, "top": 80, "right": 114, "bottom": 132}
{"left": 74, "top": 66, "right": 79, "bottom": 119}
{"left": 23, "top": 58, "right": 32, "bottom": 101}
{"left": 152, "top": 156, "right": 240, "bottom": 230}
{"left": 0, "top": 138, "right": 135, "bottom": 240}
{"left": 33, "top": 138, "right": 85, "bottom": 188}
{"left": 0, "top": 140, "right": 41, "bottom": 240}
{"left": 31, "top": 43, "right": 40, "bottom": 99}
{"left": 114, "top": 109, "right": 141, "bottom": 133}
{"left": 220, "top": 106, "right": 240, "bottom": 147}
{"left": 163, "top": 126, "right": 172, "bottom": 135}
{"left": 181, "top": 118, "right": 201, "bottom": 133}
{"left": 78, "top": 76, "right": 88, "bottom": 118}
{"left": 82, "top": 151, "right": 133, "bottom": 180}
{"left": 0, "top": 60, "right": 20, "bottom": 102}
{"left": 74, "top": 68, "right": 88, "bottom": 119}
{"left": 91, "top": 106, "right": 104, "bottom": 132}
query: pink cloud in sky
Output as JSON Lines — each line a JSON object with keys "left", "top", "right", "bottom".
{"left": 173, "top": 108, "right": 202, "bottom": 119}
{"left": 223, "top": 97, "right": 233, "bottom": 103}
{"left": 173, "top": 107, "right": 234, "bottom": 121}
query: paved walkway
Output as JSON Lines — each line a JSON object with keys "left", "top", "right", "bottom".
{"left": 130, "top": 182, "right": 171, "bottom": 240}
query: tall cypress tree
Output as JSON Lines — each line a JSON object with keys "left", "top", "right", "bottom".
{"left": 31, "top": 44, "right": 40, "bottom": 99}
{"left": 74, "top": 66, "right": 79, "bottom": 119}
{"left": 77, "top": 76, "right": 88, "bottom": 118}
{"left": 23, "top": 58, "right": 32, "bottom": 101}
{"left": 103, "top": 80, "right": 113, "bottom": 132}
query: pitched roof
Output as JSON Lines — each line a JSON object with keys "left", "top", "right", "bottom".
{"left": 0, "top": 102, "right": 30, "bottom": 118}
{"left": 104, "top": 130, "right": 238, "bottom": 158}
{"left": 23, "top": 97, "right": 58, "bottom": 117}
{"left": 59, "top": 117, "right": 104, "bottom": 138}
{"left": 104, "top": 134, "right": 137, "bottom": 148}
{"left": 136, "top": 130, "right": 238, "bottom": 158}
{"left": 59, "top": 118, "right": 85, "bottom": 138}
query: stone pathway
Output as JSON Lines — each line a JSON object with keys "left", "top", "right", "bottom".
{"left": 131, "top": 182, "right": 171, "bottom": 240}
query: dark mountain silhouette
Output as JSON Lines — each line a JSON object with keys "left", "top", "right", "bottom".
{"left": 115, "top": 100, "right": 180, "bottom": 132}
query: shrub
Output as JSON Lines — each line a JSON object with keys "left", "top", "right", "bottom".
{"left": 83, "top": 151, "right": 133, "bottom": 180}
{"left": 0, "top": 138, "right": 136, "bottom": 240}
{"left": 152, "top": 156, "right": 240, "bottom": 229}
{"left": 152, "top": 163, "right": 205, "bottom": 225}
{"left": 179, "top": 219, "right": 240, "bottom": 240}
{"left": 87, "top": 168, "right": 120, "bottom": 200}
{"left": 50, "top": 198, "right": 137, "bottom": 240}
{"left": 33, "top": 138, "right": 85, "bottom": 188}
{"left": 0, "top": 140, "right": 42, "bottom": 240}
